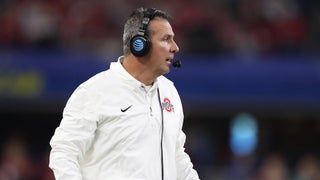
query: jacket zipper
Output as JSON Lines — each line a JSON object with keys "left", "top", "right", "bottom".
{"left": 157, "top": 88, "right": 164, "bottom": 180}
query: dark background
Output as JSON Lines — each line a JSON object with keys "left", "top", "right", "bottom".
{"left": 1, "top": 0, "right": 320, "bottom": 179}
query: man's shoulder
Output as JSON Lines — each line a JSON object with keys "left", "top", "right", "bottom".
{"left": 77, "top": 70, "right": 113, "bottom": 90}
{"left": 158, "top": 75, "right": 174, "bottom": 85}
{"left": 158, "top": 76, "right": 177, "bottom": 91}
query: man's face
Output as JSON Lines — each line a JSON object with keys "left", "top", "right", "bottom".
{"left": 147, "top": 17, "right": 179, "bottom": 76}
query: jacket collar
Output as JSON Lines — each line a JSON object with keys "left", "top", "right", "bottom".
{"left": 110, "top": 56, "right": 159, "bottom": 92}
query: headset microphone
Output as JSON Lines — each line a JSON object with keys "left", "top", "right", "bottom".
{"left": 172, "top": 60, "right": 182, "bottom": 68}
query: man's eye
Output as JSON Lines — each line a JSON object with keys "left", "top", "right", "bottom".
{"left": 163, "top": 36, "right": 171, "bottom": 41}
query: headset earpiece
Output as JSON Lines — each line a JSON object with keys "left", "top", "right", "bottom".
{"left": 130, "top": 34, "right": 151, "bottom": 57}
{"left": 130, "top": 8, "right": 156, "bottom": 57}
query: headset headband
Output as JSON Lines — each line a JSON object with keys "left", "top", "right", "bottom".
{"left": 130, "top": 8, "right": 157, "bottom": 57}
{"left": 138, "top": 8, "right": 156, "bottom": 36}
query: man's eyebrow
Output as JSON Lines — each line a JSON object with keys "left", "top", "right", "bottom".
{"left": 163, "top": 34, "right": 174, "bottom": 38}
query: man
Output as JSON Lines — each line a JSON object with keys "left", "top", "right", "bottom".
{"left": 49, "top": 7, "right": 200, "bottom": 180}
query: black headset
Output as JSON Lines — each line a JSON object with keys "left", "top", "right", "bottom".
{"left": 130, "top": 8, "right": 156, "bottom": 57}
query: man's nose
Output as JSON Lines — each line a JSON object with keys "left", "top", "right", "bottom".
{"left": 171, "top": 40, "right": 179, "bottom": 53}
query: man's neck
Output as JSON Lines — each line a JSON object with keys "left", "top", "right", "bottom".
{"left": 121, "top": 55, "right": 157, "bottom": 86}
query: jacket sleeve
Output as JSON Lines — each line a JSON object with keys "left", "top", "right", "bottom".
{"left": 175, "top": 129, "right": 200, "bottom": 180}
{"left": 174, "top": 94, "right": 200, "bottom": 179}
{"left": 49, "top": 86, "right": 98, "bottom": 180}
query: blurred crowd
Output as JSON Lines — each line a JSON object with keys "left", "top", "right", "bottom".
{"left": 0, "top": 134, "right": 54, "bottom": 180}
{"left": 1, "top": 0, "right": 320, "bottom": 179}
{"left": 0, "top": 123, "right": 319, "bottom": 180}
{"left": 1, "top": 0, "right": 320, "bottom": 56}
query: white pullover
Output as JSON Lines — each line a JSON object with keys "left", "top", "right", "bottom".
{"left": 49, "top": 57, "right": 200, "bottom": 180}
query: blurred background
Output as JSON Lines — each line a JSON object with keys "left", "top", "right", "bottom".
{"left": 1, "top": 0, "right": 320, "bottom": 179}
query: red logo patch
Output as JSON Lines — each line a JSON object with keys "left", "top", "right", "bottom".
{"left": 162, "top": 98, "right": 174, "bottom": 112}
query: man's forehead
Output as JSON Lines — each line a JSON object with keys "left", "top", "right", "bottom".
{"left": 148, "top": 18, "right": 174, "bottom": 35}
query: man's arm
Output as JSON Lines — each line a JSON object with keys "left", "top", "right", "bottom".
{"left": 49, "top": 86, "right": 98, "bottom": 179}
{"left": 175, "top": 130, "right": 200, "bottom": 180}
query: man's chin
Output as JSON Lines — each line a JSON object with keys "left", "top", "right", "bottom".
{"left": 159, "top": 69, "right": 170, "bottom": 76}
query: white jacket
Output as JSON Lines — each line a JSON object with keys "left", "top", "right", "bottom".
{"left": 49, "top": 57, "right": 200, "bottom": 180}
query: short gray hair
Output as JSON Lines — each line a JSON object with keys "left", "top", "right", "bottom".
{"left": 122, "top": 7, "right": 172, "bottom": 56}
